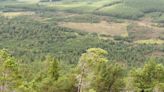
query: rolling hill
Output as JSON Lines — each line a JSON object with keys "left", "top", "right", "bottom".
{"left": 0, "top": 0, "right": 163, "bottom": 65}
{"left": 1, "top": 0, "right": 164, "bottom": 20}
{"left": 0, "top": 1, "right": 164, "bottom": 92}
{"left": 40, "top": 0, "right": 164, "bottom": 20}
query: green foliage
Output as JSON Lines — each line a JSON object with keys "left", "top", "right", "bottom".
{"left": 94, "top": 63, "right": 125, "bottom": 92}
{"left": 130, "top": 59, "right": 164, "bottom": 91}
{"left": 80, "top": 48, "right": 108, "bottom": 64}
{"left": 0, "top": 48, "right": 163, "bottom": 92}
{"left": 2, "top": 0, "right": 164, "bottom": 20}
{"left": 45, "top": 55, "right": 59, "bottom": 81}
{"left": 34, "top": 56, "right": 60, "bottom": 92}
{"left": 125, "top": 0, "right": 164, "bottom": 13}
{"left": 97, "top": 3, "right": 144, "bottom": 19}
{"left": 77, "top": 48, "right": 108, "bottom": 92}
{"left": 155, "top": 14, "right": 164, "bottom": 23}
{"left": 76, "top": 48, "right": 125, "bottom": 92}
{"left": 0, "top": 49, "right": 22, "bottom": 92}
{"left": 0, "top": 16, "right": 163, "bottom": 67}
{"left": 0, "top": 1, "right": 164, "bottom": 91}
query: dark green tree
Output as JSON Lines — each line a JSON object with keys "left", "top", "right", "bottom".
{"left": 130, "top": 59, "right": 164, "bottom": 92}
{"left": 94, "top": 63, "right": 125, "bottom": 92}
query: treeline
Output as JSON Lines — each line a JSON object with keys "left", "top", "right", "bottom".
{"left": 0, "top": 48, "right": 164, "bottom": 92}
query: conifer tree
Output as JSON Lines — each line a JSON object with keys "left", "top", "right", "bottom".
{"left": 0, "top": 49, "right": 22, "bottom": 92}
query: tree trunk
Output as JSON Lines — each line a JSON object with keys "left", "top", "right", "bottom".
{"left": 78, "top": 64, "right": 85, "bottom": 92}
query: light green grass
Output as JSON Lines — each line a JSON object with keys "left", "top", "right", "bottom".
{"left": 155, "top": 14, "right": 164, "bottom": 23}
{"left": 124, "top": 0, "right": 164, "bottom": 12}
{"left": 45, "top": 0, "right": 123, "bottom": 13}
{"left": 91, "top": 0, "right": 121, "bottom": 7}
{"left": 39, "top": 0, "right": 164, "bottom": 20}
{"left": 18, "top": 0, "right": 39, "bottom": 3}
{"left": 47, "top": 3, "right": 87, "bottom": 10}
{"left": 98, "top": 3, "right": 144, "bottom": 19}
{"left": 3, "top": 0, "right": 164, "bottom": 20}
{"left": 46, "top": 2, "right": 99, "bottom": 13}
{"left": 135, "top": 39, "right": 164, "bottom": 44}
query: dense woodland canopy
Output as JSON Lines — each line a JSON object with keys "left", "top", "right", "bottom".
{"left": 0, "top": 49, "right": 164, "bottom": 92}
{"left": 0, "top": 16, "right": 163, "bottom": 66}
{"left": 0, "top": 0, "right": 164, "bottom": 92}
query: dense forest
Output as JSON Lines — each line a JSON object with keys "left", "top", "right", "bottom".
{"left": 0, "top": 0, "right": 164, "bottom": 92}
{"left": 0, "top": 48, "right": 164, "bottom": 92}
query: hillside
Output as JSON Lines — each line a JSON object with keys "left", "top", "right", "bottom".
{"left": 2, "top": 0, "right": 164, "bottom": 21}
{"left": 0, "top": 0, "right": 164, "bottom": 92}
{"left": 39, "top": 0, "right": 164, "bottom": 20}
{"left": 0, "top": 0, "right": 163, "bottom": 65}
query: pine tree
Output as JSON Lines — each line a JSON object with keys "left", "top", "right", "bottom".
{"left": 130, "top": 59, "right": 164, "bottom": 92}
{"left": 77, "top": 48, "right": 108, "bottom": 92}
{"left": 0, "top": 49, "right": 22, "bottom": 92}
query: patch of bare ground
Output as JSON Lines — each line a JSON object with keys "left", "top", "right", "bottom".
{"left": 146, "top": 51, "right": 164, "bottom": 57}
{"left": 59, "top": 21, "right": 128, "bottom": 36}
{"left": 128, "top": 18, "right": 164, "bottom": 40}
{"left": 137, "top": 22, "right": 164, "bottom": 40}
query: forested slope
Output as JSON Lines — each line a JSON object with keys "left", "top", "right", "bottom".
{"left": 0, "top": 16, "right": 163, "bottom": 66}
{"left": 0, "top": 0, "right": 164, "bottom": 92}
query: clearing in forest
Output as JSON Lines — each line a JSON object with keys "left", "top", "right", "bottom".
{"left": 59, "top": 21, "right": 128, "bottom": 37}
{"left": 0, "top": 12, "right": 35, "bottom": 18}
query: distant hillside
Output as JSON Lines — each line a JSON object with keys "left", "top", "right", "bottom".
{"left": 0, "top": 0, "right": 39, "bottom": 3}
{"left": 1, "top": 0, "right": 164, "bottom": 20}
{"left": 42, "top": 0, "right": 164, "bottom": 20}
{"left": 0, "top": 0, "right": 16, "bottom": 1}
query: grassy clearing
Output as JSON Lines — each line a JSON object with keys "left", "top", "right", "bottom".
{"left": 91, "top": 0, "right": 122, "bottom": 7}
{"left": 125, "top": 0, "right": 164, "bottom": 13}
{"left": 47, "top": 2, "right": 87, "bottom": 9}
{"left": 46, "top": 2, "right": 99, "bottom": 13}
{"left": 0, "top": 12, "right": 35, "bottom": 18}
{"left": 135, "top": 39, "right": 164, "bottom": 44}
{"left": 149, "top": 51, "right": 164, "bottom": 57}
{"left": 18, "top": 0, "right": 40, "bottom": 3}
{"left": 59, "top": 21, "right": 128, "bottom": 36}
{"left": 97, "top": 3, "right": 144, "bottom": 19}
{"left": 127, "top": 23, "right": 164, "bottom": 41}
{"left": 155, "top": 14, "right": 164, "bottom": 23}
{"left": 45, "top": 0, "right": 123, "bottom": 13}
